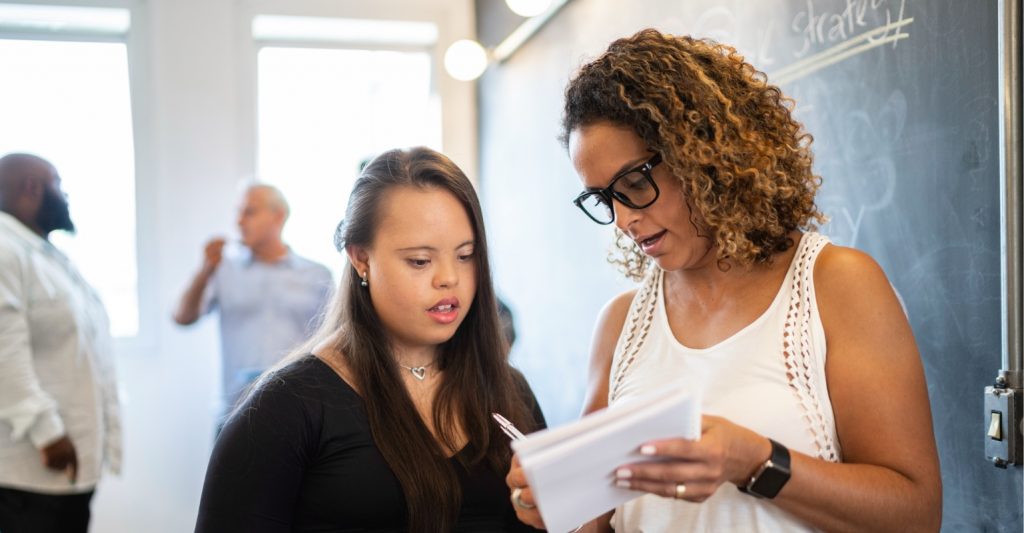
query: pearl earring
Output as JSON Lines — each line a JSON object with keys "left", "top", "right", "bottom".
{"left": 360, "top": 272, "right": 369, "bottom": 287}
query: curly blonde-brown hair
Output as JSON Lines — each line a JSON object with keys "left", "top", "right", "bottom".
{"left": 562, "top": 29, "right": 826, "bottom": 281}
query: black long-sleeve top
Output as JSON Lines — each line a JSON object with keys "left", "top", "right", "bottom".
{"left": 194, "top": 355, "right": 545, "bottom": 532}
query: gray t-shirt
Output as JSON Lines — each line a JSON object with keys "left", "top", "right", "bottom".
{"left": 203, "top": 249, "right": 333, "bottom": 409}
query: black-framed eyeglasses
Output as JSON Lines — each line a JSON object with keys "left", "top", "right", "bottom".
{"left": 573, "top": 153, "right": 662, "bottom": 225}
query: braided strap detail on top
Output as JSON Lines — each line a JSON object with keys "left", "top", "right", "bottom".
{"left": 608, "top": 268, "right": 662, "bottom": 403}
{"left": 781, "top": 234, "right": 838, "bottom": 462}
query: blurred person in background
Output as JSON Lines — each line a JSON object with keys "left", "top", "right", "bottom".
{"left": 173, "top": 184, "right": 333, "bottom": 423}
{"left": 0, "top": 153, "right": 122, "bottom": 533}
{"left": 496, "top": 298, "right": 517, "bottom": 348}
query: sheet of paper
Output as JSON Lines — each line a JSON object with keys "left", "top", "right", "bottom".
{"left": 512, "top": 387, "right": 701, "bottom": 533}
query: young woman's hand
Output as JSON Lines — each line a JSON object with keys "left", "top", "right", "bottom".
{"left": 506, "top": 454, "right": 545, "bottom": 529}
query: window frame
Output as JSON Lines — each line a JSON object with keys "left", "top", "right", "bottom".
{"left": 0, "top": 0, "right": 155, "bottom": 352}
{"left": 235, "top": 0, "right": 477, "bottom": 186}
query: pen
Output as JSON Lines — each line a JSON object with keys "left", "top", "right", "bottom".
{"left": 491, "top": 412, "right": 526, "bottom": 441}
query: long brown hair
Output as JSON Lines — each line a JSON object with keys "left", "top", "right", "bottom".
{"left": 268, "top": 147, "right": 535, "bottom": 532}
{"left": 562, "top": 29, "right": 826, "bottom": 279}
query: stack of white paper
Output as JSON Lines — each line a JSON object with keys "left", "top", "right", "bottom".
{"left": 512, "top": 387, "right": 701, "bottom": 533}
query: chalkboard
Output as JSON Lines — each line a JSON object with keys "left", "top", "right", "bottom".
{"left": 477, "top": 0, "right": 1021, "bottom": 531}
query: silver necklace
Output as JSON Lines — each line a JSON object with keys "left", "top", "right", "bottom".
{"left": 398, "top": 362, "right": 435, "bottom": 381}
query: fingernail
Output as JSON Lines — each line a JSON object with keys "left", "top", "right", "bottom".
{"left": 615, "top": 468, "right": 632, "bottom": 479}
{"left": 640, "top": 445, "right": 656, "bottom": 455}
{"left": 615, "top": 480, "right": 631, "bottom": 488}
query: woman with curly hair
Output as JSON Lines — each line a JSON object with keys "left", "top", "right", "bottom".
{"left": 507, "top": 29, "right": 941, "bottom": 532}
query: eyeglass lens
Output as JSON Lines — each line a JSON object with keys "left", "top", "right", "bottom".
{"left": 578, "top": 169, "right": 657, "bottom": 223}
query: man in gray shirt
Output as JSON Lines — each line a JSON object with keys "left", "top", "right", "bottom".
{"left": 174, "top": 184, "right": 333, "bottom": 418}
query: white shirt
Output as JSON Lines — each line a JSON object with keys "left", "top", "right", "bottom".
{"left": 0, "top": 211, "right": 121, "bottom": 494}
{"left": 609, "top": 232, "right": 838, "bottom": 532}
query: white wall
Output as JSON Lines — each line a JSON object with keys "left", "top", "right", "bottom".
{"left": 79, "top": 1, "right": 478, "bottom": 531}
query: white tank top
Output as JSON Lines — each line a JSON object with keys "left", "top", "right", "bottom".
{"left": 609, "top": 232, "right": 840, "bottom": 532}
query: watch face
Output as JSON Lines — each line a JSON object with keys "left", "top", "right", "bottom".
{"left": 751, "top": 462, "right": 790, "bottom": 498}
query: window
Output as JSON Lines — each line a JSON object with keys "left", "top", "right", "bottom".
{"left": 254, "top": 15, "right": 441, "bottom": 277}
{"left": 0, "top": 4, "right": 138, "bottom": 337}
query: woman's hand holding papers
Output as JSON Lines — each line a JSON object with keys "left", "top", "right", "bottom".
{"left": 506, "top": 454, "right": 545, "bottom": 529}
{"left": 612, "top": 415, "right": 772, "bottom": 502}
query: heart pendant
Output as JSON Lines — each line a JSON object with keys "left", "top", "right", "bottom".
{"left": 410, "top": 367, "right": 427, "bottom": 380}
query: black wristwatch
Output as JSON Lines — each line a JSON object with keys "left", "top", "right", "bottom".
{"left": 738, "top": 438, "right": 791, "bottom": 499}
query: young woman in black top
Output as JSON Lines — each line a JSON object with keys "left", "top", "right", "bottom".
{"left": 195, "top": 147, "right": 545, "bottom": 533}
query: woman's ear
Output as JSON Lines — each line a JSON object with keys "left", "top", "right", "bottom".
{"left": 346, "top": 245, "right": 370, "bottom": 278}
